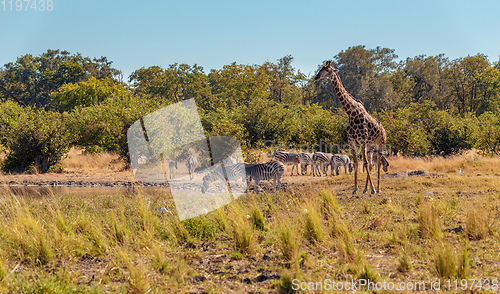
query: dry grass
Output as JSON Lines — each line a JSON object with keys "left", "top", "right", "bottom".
{"left": 62, "top": 148, "right": 127, "bottom": 173}
{"left": 387, "top": 150, "right": 500, "bottom": 176}
{"left": 0, "top": 153, "right": 499, "bottom": 292}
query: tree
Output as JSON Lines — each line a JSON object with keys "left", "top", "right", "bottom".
{"left": 0, "top": 101, "right": 72, "bottom": 172}
{"left": 129, "top": 63, "right": 211, "bottom": 107}
{"left": 359, "top": 71, "right": 400, "bottom": 111}
{"left": 397, "top": 55, "right": 451, "bottom": 109}
{"left": 474, "top": 67, "right": 500, "bottom": 115}
{"left": 329, "top": 46, "right": 398, "bottom": 112}
{"left": 67, "top": 94, "right": 154, "bottom": 158}
{"left": 0, "top": 49, "right": 121, "bottom": 108}
{"left": 51, "top": 77, "right": 130, "bottom": 112}
{"left": 208, "top": 62, "right": 271, "bottom": 109}
{"left": 262, "top": 55, "right": 304, "bottom": 104}
{"left": 475, "top": 111, "right": 500, "bottom": 155}
{"left": 379, "top": 107, "right": 431, "bottom": 156}
{"left": 446, "top": 54, "right": 491, "bottom": 114}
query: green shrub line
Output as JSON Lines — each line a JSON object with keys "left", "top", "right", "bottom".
{"left": 1, "top": 48, "right": 500, "bottom": 172}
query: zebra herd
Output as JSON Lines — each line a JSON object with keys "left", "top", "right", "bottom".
{"left": 273, "top": 151, "right": 355, "bottom": 177}
{"left": 174, "top": 150, "right": 388, "bottom": 194}
{"left": 274, "top": 151, "right": 389, "bottom": 177}
{"left": 201, "top": 161, "right": 285, "bottom": 194}
{"left": 168, "top": 155, "right": 285, "bottom": 194}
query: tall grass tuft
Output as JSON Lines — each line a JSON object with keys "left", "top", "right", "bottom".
{"left": 0, "top": 255, "right": 7, "bottom": 282}
{"left": 250, "top": 206, "right": 267, "bottom": 231}
{"left": 302, "top": 204, "right": 324, "bottom": 244}
{"left": 418, "top": 202, "right": 442, "bottom": 240}
{"left": 457, "top": 243, "right": 469, "bottom": 279}
{"left": 230, "top": 211, "right": 254, "bottom": 255}
{"left": 434, "top": 242, "right": 457, "bottom": 279}
{"left": 397, "top": 248, "right": 412, "bottom": 273}
{"left": 330, "top": 213, "right": 357, "bottom": 262}
{"left": 433, "top": 240, "right": 468, "bottom": 280}
{"left": 213, "top": 208, "right": 230, "bottom": 233}
{"left": 3, "top": 195, "right": 54, "bottom": 266}
{"left": 151, "top": 244, "right": 169, "bottom": 274}
{"left": 117, "top": 250, "right": 152, "bottom": 294}
{"left": 279, "top": 225, "right": 299, "bottom": 268}
{"left": 277, "top": 270, "right": 302, "bottom": 294}
{"left": 183, "top": 215, "right": 220, "bottom": 240}
{"left": 358, "top": 263, "right": 379, "bottom": 282}
{"left": 465, "top": 205, "right": 493, "bottom": 240}
{"left": 320, "top": 189, "right": 341, "bottom": 216}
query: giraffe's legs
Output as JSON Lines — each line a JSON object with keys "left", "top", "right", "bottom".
{"left": 349, "top": 141, "right": 358, "bottom": 194}
{"left": 376, "top": 150, "right": 382, "bottom": 193}
{"left": 362, "top": 146, "right": 376, "bottom": 194}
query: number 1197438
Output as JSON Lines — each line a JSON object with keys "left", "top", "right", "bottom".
{"left": 2, "top": 0, "right": 53, "bottom": 11}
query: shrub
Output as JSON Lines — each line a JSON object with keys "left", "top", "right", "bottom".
{"left": 51, "top": 77, "right": 130, "bottom": 112}
{"left": 0, "top": 102, "right": 72, "bottom": 173}
{"left": 67, "top": 94, "right": 155, "bottom": 159}
{"left": 474, "top": 111, "right": 500, "bottom": 155}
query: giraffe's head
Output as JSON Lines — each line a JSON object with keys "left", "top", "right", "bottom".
{"left": 314, "top": 61, "right": 339, "bottom": 81}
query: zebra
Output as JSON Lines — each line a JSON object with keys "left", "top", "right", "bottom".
{"left": 245, "top": 161, "right": 285, "bottom": 193}
{"left": 168, "top": 160, "right": 178, "bottom": 179}
{"left": 201, "top": 162, "right": 246, "bottom": 193}
{"left": 272, "top": 151, "right": 300, "bottom": 175}
{"left": 312, "top": 152, "right": 334, "bottom": 176}
{"left": 186, "top": 155, "right": 198, "bottom": 180}
{"left": 363, "top": 153, "right": 389, "bottom": 173}
{"left": 298, "top": 152, "right": 314, "bottom": 175}
{"left": 331, "top": 154, "right": 353, "bottom": 176}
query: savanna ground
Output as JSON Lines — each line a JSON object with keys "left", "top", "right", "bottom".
{"left": 0, "top": 150, "right": 500, "bottom": 293}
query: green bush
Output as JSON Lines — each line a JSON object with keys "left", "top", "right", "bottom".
{"left": 203, "top": 98, "right": 348, "bottom": 150}
{"left": 474, "top": 111, "right": 500, "bottom": 155}
{"left": 67, "top": 94, "right": 155, "bottom": 159}
{"left": 51, "top": 77, "right": 130, "bottom": 112}
{"left": 380, "top": 101, "right": 478, "bottom": 156}
{"left": 380, "top": 107, "right": 431, "bottom": 156}
{"left": 0, "top": 101, "right": 72, "bottom": 173}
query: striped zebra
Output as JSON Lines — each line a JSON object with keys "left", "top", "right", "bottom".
{"left": 298, "top": 152, "right": 314, "bottom": 175}
{"left": 186, "top": 155, "right": 198, "bottom": 180}
{"left": 363, "top": 153, "right": 389, "bottom": 173}
{"left": 331, "top": 154, "right": 353, "bottom": 176}
{"left": 272, "top": 151, "right": 300, "bottom": 176}
{"left": 245, "top": 161, "right": 285, "bottom": 193}
{"left": 201, "top": 162, "right": 246, "bottom": 193}
{"left": 312, "top": 152, "right": 334, "bottom": 176}
{"left": 168, "top": 160, "right": 178, "bottom": 179}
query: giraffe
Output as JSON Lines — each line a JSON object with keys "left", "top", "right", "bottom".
{"left": 314, "top": 61, "right": 387, "bottom": 194}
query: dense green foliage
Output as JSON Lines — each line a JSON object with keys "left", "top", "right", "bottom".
{"left": 0, "top": 101, "right": 72, "bottom": 172}
{"left": 1, "top": 47, "right": 500, "bottom": 172}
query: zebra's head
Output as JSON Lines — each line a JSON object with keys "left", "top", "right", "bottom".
{"left": 314, "top": 61, "right": 339, "bottom": 81}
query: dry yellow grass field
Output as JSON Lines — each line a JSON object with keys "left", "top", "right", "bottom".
{"left": 0, "top": 151, "right": 499, "bottom": 293}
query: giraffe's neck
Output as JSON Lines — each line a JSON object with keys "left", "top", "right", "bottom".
{"left": 329, "top": 72, "right": 361, "bottom": 116}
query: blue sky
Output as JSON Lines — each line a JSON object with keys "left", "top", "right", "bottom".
{"left": 1, "top": 0, "right": 499, "bottom": 81}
